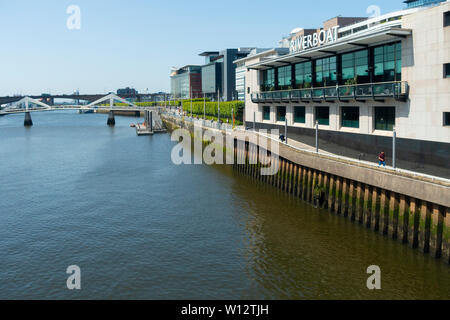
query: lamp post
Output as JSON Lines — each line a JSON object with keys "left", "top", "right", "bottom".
{"left": 203, "top": 93, "right": 206, "bottom": 120}
{"left": 217, "top": 90, "right": 220, "bottom": 124}
{"left": 393, "top": 128, "right": 397, "bottom": 169}
{"left": 315, "top": 121, "right": 319, "bottom": 153}
{"left": 285, "top": 115, "right": 288, "bottom": 144}
{"left": 190, "top": 88, "right": 193, "bottom": 118}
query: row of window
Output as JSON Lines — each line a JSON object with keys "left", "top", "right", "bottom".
{"left": 262, "top": 106, "right": 396, "bottom": 131}
{"left": 261, "top": 42, "right": 402, "bottom": 91}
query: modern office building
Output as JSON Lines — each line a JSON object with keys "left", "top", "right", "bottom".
{"left": 243, "top": 1, "right": 450, "bottom": 170}
{"left": 170, "top": 65, "right": 202, "bottom": 99}
{"left": 234, "top": 48, "right": 289, "bottom": 101}
{"left": 199, "top": 48, "right": 256, "bottom": 101}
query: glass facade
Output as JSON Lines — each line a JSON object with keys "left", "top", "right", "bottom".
{"left": 405, "top": 0, "right": 446, "bottom": 9}
{"left": 374, "top": 107, "right": 395, "bottom": 131}
{"left": 259, "top": 42, "right": 402, "bottom": 92}
{"left": 277, "top": 65, "right": 292, "bottom": 90}
{"left": 341, "top": 107, "right": 360, "bottom": 128}
{"left": 263, "top": 106, "right": 271, "bottom": 121}
{"left": 315, "top": 57, "right": 337, "bottom": 87}
{"left": 294, "top": 62, "right": 312, "bottom": 89}
{"left": 315, "top": 107, "right": 330, "bottom": 125}
{"left": 373, "top": 43, "right": 402, "bottom": 83}
{"left": 341, "top": 50, "right": 369, "bottom": 84}
{"left": 277, "top": 106, "right": 286, "bottom": 122}
{"left": 262, "top": 69, "right": 275, "bottom": 91}
{"left": 294, "top": 107, "right": 306, "bottom": 123}
{"left": 445, "top": 11, "right": 450, "bottom": 27}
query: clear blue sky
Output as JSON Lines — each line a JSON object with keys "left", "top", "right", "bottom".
{"left": 0, "top": 0, "right": 405, "bottom": 96}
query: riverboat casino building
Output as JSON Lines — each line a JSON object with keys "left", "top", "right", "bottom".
{"left": 240, "top": 0, "right": 450, "bottom": 171}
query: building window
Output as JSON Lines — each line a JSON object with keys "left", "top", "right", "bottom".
{"left": 294, "top": 107, "right": 306, "bottom": 123}
{"left": 374, "top": 107, "right": 395, "bottom": 131}
{"left": 341, "top": 107, "right": 360, "bottom": 128}
{"left": 341, "top": 50, "right": 369, "bottom": 84}
{"left": 444, "top": 63, "right": 450, "bottom": 78}
{"left": 444, "top": 11, "right": 450, "bottom": 27}
{"left": 315, "top": 107, "right": 330, "bottom": 126}
{"left": 444, "top": 112, "right": 450, "bottom": 126}
{"left": 315, "top": 57, "right": 337, "bottom": 87}
{"left": 261, "top": 69, "right": 275, "bottom": 92}
{"left": 277, "top": 106, "right": 286, "bottom": 122}
{"left": 263, "top": 106, "right": 271, "bottom": 121}
{"left": 294, "top": 61, "right": 312, "bottom": 89}
{"left": 373, "top": 43, "right": 402, "bottom": 82}
{"left": 277, "top": 65, "right": 292, "bottom": 90}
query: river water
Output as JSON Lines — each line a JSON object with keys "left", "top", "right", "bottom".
{"left": 0, "top": 111, "right": 448, "bottom": 300}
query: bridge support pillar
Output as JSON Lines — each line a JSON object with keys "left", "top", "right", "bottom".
{"left": 107, "top": 111, "right": 115, "bottom": 126}
{"left": 24, "top": 112, "right": 33, "bottom": 127}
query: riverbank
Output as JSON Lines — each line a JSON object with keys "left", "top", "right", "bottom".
{"left": 162, "top": 113, "right": 450, "bottom": 265}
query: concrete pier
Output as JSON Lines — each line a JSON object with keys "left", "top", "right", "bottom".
{"left": 24, "top": 112, "right": 33, "bottom": 127}
{"left": 162, "top": 114, "right": 450, "bottom": 265}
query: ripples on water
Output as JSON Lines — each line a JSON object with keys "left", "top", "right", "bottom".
{"left": 0, "top": 111, "right": 449, "bottom": 300}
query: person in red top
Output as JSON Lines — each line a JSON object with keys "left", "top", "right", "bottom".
{"left": 378, "top": 151, "right": 386, "bottom": 168}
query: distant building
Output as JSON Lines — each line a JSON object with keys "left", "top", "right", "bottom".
{"left": 404, "top": 0, "right": 446, "bottom": 8}
{"left": 117, "top": 87, "right": 138, "bottom": 96}
{"left": 170, "top": 48, "right": 262, "bottom": 101}
{"left": 170, "top": 65, "right": 202, "bottom": 99}
{"left": 200, "top": 48, "right": 256, "bottom": 101}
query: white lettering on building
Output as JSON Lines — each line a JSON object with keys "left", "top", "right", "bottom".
{"left": 290, "top": 26, "right": 339, "bottom": 53}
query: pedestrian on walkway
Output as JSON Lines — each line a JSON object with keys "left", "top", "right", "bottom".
{"left": 378, "top": 151, "right": 386, "bottom": 168}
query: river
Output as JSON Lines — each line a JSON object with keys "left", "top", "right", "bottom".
{"left": 0, "top": 111, "right": 449, "bottom": 300}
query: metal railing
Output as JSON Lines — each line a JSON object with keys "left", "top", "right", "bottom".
{"left": 252, "top": 81, "right": 409, "bottom": 103}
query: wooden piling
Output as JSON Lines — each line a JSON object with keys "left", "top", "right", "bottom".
{"left": 398, "top": 195, "right": 408, "bottom": 244}
{"left": 418, "top": 201, "right": 431, "bottom": 254}
{"left": 430, "top": 205, "right": 443, "bottom": 259}
{"left": 380, "top": 190, "right": 388, "bottom": 235}
{"left": 355, "top": 182, "right": 363, "bottom": 224}
{"left": 328, "top": 175, "right": 335, "bottom": 212}
{"left": 443, "top": 208, "right": 450, "bottom": 264}
{"left": 321, "top": 173, "right": 329, "bottom": 209}
{"left": 371, "top": 187, "right": 380, "bottom": 231}
{"left": 341, "top": 179, "right": 348, "bottom": 217}
{"left": 348, "top": 181, "right": 355, "bottom": 220}
{"left": 363, "top": 185, "right": 371, "bottom": 228}
{"left": 388, "top": 193, "right": 399, "bottom": 240}
{"left": 408, "top": 198, "right": 419, "bottom": 248}
{"left": 334, "top": 177, "right": 341, "bottom": 215}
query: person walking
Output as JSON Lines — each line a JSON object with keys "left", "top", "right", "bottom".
{"left": 378, "top": 151, "right": 386, "bottom": 168}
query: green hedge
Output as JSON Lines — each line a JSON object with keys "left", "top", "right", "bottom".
{"left": 181, "top": 101, "right": 244, "bottom": 121}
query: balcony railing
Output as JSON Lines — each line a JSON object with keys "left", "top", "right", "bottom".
{"left": 251, "top": 81, "right": 409, "bottom": 104}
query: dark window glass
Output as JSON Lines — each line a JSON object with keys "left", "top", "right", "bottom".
{"left": 444, "top": 112, "right": 450, "bottom": 126}
{"left": 294, "top": 61, "right": 312, "bottom": 89}
{"left": 341, "top": 50, "right": 369, "bottom": 84}
{"left": 294, "top": 107, "right": 306, "bottom": 123}
{"left": 315, "top": 57, "right": 337, "bottom": 87}
{"left": 444, "top": 11, "right": 450, "bottom": 27}
{"left": 315, "top": 107, "right": 330, "bottom": 126}
{"left": 277, "top": 106, "right": 286, "bottom": 122}
{"left": 277, "top": 65, "right": 292, "bottom": 90}
{"left": 263, "top": 106, "right": 271, "bottom": 121}
{"left": 261, "top": 69, "right": 275, "bottom": 91}
{"left": 374, "top": 107, "right": 395, "bottom": 131}
{"left": 373, "top": 43, "right": 401, "bottom": 82}
{"left": 444, "top": 63, "right": 450, "bottom": 78}
{"left": 341, "top": 107, "right": 360, "bottom": 128}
